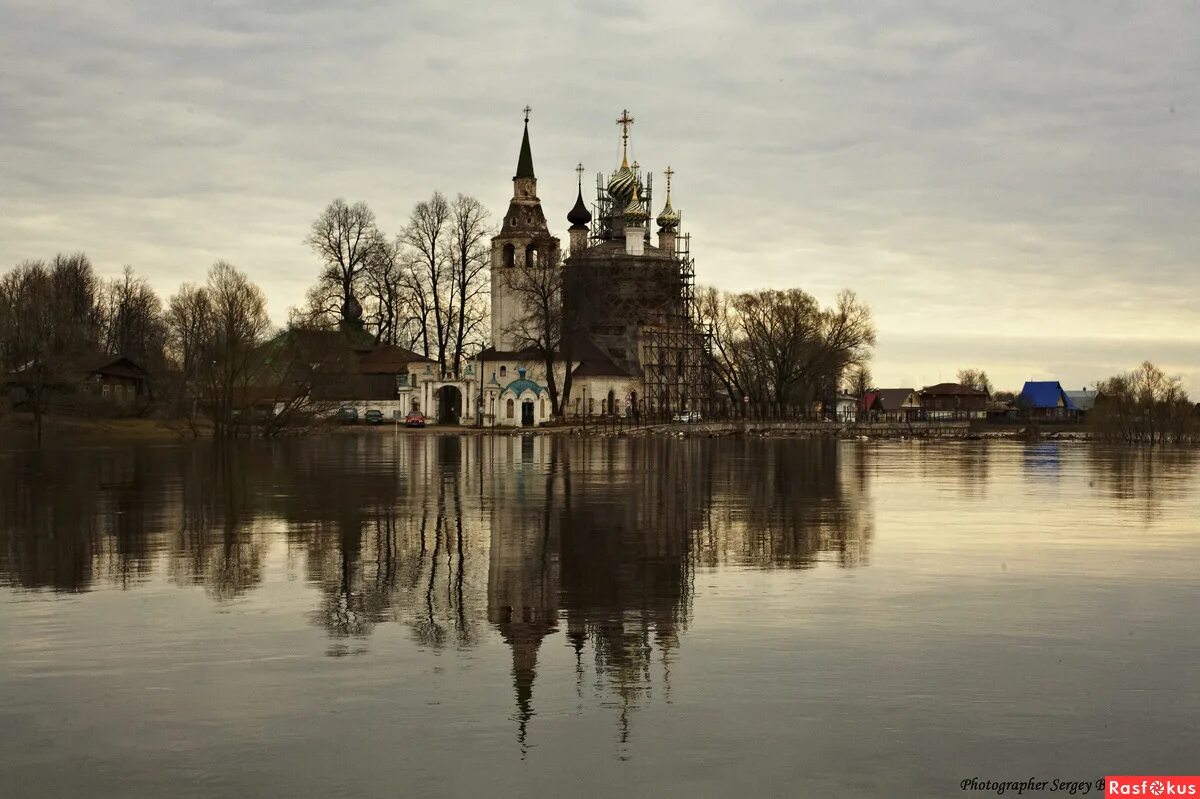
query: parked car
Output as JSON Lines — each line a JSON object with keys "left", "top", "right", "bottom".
{"left": 672, "top": 410, "right": 702, "bottom": 423}
{"left": 364, "top": 409, "right": 385, "bottom": 425}
{"left": 404, "top": 411, "right": 426, "bottom": 428}
{"left": 336, "top": 406, "right": 358, "bottom": 424}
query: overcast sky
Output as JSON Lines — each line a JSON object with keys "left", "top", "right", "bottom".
{"left": 2, "top": 1, "right": 1197, "bottom": 391}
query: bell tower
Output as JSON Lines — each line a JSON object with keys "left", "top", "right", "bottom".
{"left": 490, "top": 107, "right": 560, "bottom": 351}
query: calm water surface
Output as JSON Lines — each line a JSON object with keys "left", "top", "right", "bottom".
{"left": 0, "top": 436, "right": 1197, "bottom": 797}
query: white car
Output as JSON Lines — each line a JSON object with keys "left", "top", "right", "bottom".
{"left": 672, "top": 410, "right": 702, "bottom": 423}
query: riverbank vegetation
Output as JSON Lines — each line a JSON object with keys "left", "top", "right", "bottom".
{"left": 697, "top": 286, "right": 876, "bottom": 409}
{"left": 1092, "top": 361, "right": 1199, "bottom": 445}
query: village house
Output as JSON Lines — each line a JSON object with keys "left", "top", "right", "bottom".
{"left": 919, "top": 383, "right": 989, "bottom": 419}
{"left": 859, "top": 388, "right": 921, "bottom": 422}
{"left": 3, "top": 353, "right": 151, "bottom": 414}
{"left": 1064, "top": 388, "right": 1099, "bottom": 418}
{"left": 1019, "top": 381, "right": 1080, "bottom": 420}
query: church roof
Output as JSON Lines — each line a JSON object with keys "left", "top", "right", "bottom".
{"left": 516, "top": 120, "right": 535, "bottom": 179}
{"left": 567, "top": 185, "right": 592, "bottom": 228}
{"left": 505, "top": 377, "right": 543, "bottom": 396}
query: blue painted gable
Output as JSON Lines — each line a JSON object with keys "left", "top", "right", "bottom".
{"left": 1020, "top": 381, "right": 1077, "bottom": 410}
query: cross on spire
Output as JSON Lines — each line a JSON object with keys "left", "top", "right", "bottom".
{"left": 664, "top": 165, "right": 674, "bottom": 193}
{"left": 523, "top": 105, "right": 531, "bottom": 123}
{"left": 576, "top": 162, "right": 585, "bottom": 188}
{"left": 616, "top": 109, "right": 634, "bottom": 163}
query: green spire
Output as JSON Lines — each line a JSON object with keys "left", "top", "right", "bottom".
{"left": 516, "top": 107, "right": 535, "bottom": 179}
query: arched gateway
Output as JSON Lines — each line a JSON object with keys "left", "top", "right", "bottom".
{"left": 436, "top": 385, "right": 463, "bottom": 425}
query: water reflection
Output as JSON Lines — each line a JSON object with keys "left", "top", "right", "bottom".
{"left": 0, "top": 435, "right": 877, "bottom": 751}
{"left": 1085, "top": 445, "right": 1198, "bottom": 524}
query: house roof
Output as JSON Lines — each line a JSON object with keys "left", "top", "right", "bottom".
{"left": 504, "top": 378, "right": 543, "bottom": 397}
{"left": 354, "top": 345, "right": 435, "bottom": 374}
{"left": 875, "top": 388, "right": 917, "bottom": 410}
{"left": 86, "top": 355, "right": 149, "bottom": 381}
{"left": 570, "top": 336, "right": 633, "bottom": 377}
{"left": 478, "top": 336, "right": 633, "bottom": 378}
{"left": 477, "top": 345, "right": 544, "bottom": 362}
{"left": 1020, "top": 381, "right": 1078, "bottom": 410}
{"left": 1065, "top": 389, "right": 1098, "bottom": 411}
{"left": 921, "top": 382, "right": 989, "bottom": 397}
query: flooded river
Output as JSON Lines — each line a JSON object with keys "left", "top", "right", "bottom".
{"left": 0, "top": 435, "right": 1196, "bottom": 796}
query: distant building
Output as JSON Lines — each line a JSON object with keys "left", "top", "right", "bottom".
{"left": 478, "top": 109, "right": 707, "bottom": 428}
{"left": 81, "top": 355, "right": 151, "bottom": 405}
{"left": 860, "top": 388, "right": 921, "bottom": 421}
{"left": 834, "top": 393, "right": 858, "bottom": 421}
{"left": 1019, "top": 381, "right": 1080, "bottom": 420}
{"left": 260, "top": 329, "right": 443, "bottom": 421}
{"left": 3, "top": 353, "right": 150, "bottom": 413}
{"left": 1064, "top": 388, "right": 1099, "bottom": 417}
{"left": 919, "top": 383, "right": 988, "bottom": 419}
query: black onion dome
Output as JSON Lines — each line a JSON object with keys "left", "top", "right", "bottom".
{"left": 567, "top": 187, "right": 592, "bottom": 227}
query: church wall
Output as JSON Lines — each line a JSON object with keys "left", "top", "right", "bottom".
{"left": 568, "top": 376, "right": 641, "bottom": 418}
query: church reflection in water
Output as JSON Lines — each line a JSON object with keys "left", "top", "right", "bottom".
{"left": 0, "top": 434, "right": 874, "bottom": 749}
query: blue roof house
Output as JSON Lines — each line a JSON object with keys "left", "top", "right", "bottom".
{"left": 1019, "top": 381, "right": 1080, "bottom": 419}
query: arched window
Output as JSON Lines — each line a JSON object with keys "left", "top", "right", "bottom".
{"left": 503, "top": 244, "right": 515, "bottom": 268}
{"left": 526, "top": 244, "right": 538, "bottom": 267}
{"left": 500, "top": 365, "right": 507, "bottom": 378}
{"left": 506, "top": 399, "right": 515, "bottom": 419}
{"left": 539, "top": 399, "right": 546, "bottom": 419}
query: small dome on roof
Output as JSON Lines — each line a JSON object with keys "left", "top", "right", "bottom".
{"left": 567, "top": 186, "right": 592, "bottom": 228}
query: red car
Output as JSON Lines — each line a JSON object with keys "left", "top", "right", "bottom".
{"left": 404, "top": 411, "right": 426, "bottom": 428}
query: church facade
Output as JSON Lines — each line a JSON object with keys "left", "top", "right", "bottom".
{"left": 475, "top": 110, "right": 708, "bottom": 428}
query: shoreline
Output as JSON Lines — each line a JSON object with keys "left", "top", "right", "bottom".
{"left": 0, "top": 412, "right": 1095, "bottom": 446}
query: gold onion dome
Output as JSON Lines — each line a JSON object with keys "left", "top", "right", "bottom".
{"left": 656, "top": 194, "right": 679, "bottom": 230}
{"left": 623, "top": 179, "right": 648, "bottom": 223}
{"left": 607, "top": 158, "right": 637, "bottom": 207}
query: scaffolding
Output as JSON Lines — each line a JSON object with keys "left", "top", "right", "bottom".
{"left": 571, "top": 176, "right": 712, "bottom": 416}
{"left": 638, "top": 230, "right": 712, "bottom": 415}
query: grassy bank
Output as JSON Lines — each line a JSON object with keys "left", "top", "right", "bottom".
{"left": 0, "top": 412, "right": 208, "bottom": 447}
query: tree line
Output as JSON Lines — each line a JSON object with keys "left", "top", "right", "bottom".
{"left": 697, "top": 286, "right": 876, "bottom": 409}
{"left": 298, "top": 193, "right": 491, "bottom": 376}
{"left": 0, "top": 190, "right": 493, "bottom": 435}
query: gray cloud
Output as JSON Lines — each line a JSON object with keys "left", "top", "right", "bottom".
{"left": 1, "top": 0, "right": 1197, "bottom": 390}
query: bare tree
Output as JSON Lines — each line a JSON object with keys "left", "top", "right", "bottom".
{"left": 98, "top": 266, "right": 168, "bottom": 382}
{"left": 444, "top": 194, "right": 492, "bottom": 374}
{"left": 956, "top": 368, "right": 993, "bottom": 395}
{"left": 695, "top": 285, "right": 875, "bottom": 410}
{"left": 0, "top": 254, "right": 104, "bottom": 442}
{"left": 1095, "top": 361, "right": 1198, "bottom": 445}
{"left": 402, "top": 192, "right": 453, "bottom": 370}
{"left": 166, "top": 262, "right": 271, "bottom": 436}
{"left": 848, "top": 365, "right": 872, "bottom": 397}
{"left": 500, "top": 250, "right": 576, "bottom": 417}
{"left": 697, "top": 285, "right": 747, "bottom": 402}
{"left": 306, "top": 199, "right": 384, "bottom": 330}
{"left": 165, "top": 282, "right": 213, "bottom": 423}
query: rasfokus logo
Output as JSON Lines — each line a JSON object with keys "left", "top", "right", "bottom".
{"left": 1106, "top": 776, "right": 1200, "bottom": 796}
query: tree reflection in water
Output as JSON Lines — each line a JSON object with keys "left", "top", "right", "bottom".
{"left": 0, "top": 435, "right": 876, "bottom": 751}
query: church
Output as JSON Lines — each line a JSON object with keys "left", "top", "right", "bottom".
{"left": 473, "top": 109, "right": 709, "bottom": 428}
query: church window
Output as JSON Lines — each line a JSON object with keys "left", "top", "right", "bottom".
{"left": 503, "top": 244, "right": 515, "bottom": 268}
{"left": 588, "top": 398, "right": 595, "bottom": 415}
{"left": 506, "top": 399, "right": 514, "bottom": 419}
{"left": 540, "top": 399, "right": 546, "bottom": 419}
{"left": 500, "top": 366, "right": 507, "bottom": 378}
{"left": 526, "top": 244, "right": 538, "bottom": 267}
